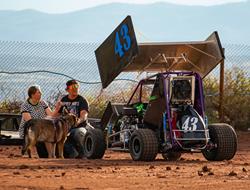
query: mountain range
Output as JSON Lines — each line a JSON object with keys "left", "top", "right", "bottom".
{"left": 0, "top": 1, "right": 249, "bottom": 44}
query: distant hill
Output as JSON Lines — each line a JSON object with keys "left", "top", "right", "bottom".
{"left": 0, "top": 1, "right": 249, "bottom": 44}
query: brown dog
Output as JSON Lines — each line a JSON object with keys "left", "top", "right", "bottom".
{"left": 22, "top": 112, "right": 77, "bottom": 158}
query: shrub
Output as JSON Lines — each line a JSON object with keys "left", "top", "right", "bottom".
{"left": 0, "top": 99, "right": 22, "bottom": 113}
{"left": 204, "top": 67, "right": 250, "bottom": 130}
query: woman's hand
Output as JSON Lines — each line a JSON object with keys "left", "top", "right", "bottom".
{"left": 46, "top": 101, "right": 62, "bottom": 117}
{"left": 54, "top": 101, "right": 63, "bottom": 112}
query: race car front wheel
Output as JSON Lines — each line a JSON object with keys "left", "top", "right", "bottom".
{"left": 129, "top": 129, "right": 158, "bottom": 161}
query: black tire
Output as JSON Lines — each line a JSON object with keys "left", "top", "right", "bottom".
{"left": 83, "top": 128, "right": 106, "bottom": 159}
{"left": 129, "top": 129, "right": 158, "bottom": 161}
{"left": 162, "top": 152, "right": 181, "bottom": 161}
{"left": 202, "top": 123, "right": 237, "bottom": 161}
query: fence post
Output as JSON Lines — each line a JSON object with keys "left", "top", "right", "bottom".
{"left": 219, "top": 50, "right": 225, "bottom": 122}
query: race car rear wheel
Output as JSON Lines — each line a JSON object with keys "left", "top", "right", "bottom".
{"left": 202, "top": 123, "right": 237, "bottom": 161}
{"left": 83, "top": 128, "right": 106, "bottom": 159}
{"left": 129, "top": 129, "right": 158, "bottom": 161}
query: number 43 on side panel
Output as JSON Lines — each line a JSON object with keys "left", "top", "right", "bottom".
{"left": 115, "top": 24, "right": 131, "bottom": 58}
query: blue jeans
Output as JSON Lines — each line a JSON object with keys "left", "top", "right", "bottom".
{"left": 64, "top": 127, "right": 87, "bottom": 158}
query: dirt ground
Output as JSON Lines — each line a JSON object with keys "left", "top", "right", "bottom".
{"left": 0, "top": 131, "right": 249, "bottom": 190}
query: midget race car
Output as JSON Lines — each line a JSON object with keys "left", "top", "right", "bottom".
{"left": 82, "top": 16, "right": 237, "bottom": 161}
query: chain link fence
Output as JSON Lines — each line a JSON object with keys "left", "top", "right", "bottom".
{"left": 0, "top": 41, "right": 249, "bottom": 128}
{"left": 0, "top": 41, "right": 141, "bottom": 117}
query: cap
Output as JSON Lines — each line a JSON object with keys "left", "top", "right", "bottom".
{"left": 65, "top": 79, "right": 78, "bottom": 90}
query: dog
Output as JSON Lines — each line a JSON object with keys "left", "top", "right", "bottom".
{"left": 22, "top": 110, "right": 77, "bottom": 158}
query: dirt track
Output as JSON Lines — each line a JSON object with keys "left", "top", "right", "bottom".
{"left": 0, "top": 131, "right": 249, "bottom": 190}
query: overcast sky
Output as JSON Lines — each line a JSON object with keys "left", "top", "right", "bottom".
{"left": 0, "top": 0, "right": 247, "bottom": 13}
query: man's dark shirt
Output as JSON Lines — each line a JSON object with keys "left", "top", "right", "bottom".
{"left": 59, "top": 95, "right": 89, "bottom": 117}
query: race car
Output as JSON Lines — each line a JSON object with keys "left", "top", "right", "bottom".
{"left": 83, "top": 16, "right": 237, "bottom": 161}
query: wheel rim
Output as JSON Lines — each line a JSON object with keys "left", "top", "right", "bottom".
{"left": 86, "top": 136, "right": 93, "bottom": 153}
{"left": 133, "top": 137, "right": 141, "bottom": 155}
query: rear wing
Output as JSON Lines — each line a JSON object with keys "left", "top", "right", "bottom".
{"left": 128, "top": 32, "right": 224, "bottom": 78}
{"left": 95, "top": 16, "right": 138, "bottom": 88}
{"left": 95, "top": 16, "right": 224, "bottom": 88}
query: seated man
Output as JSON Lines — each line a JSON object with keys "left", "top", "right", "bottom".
{"left": 57, "top": 79, "right": 90, "bottom": 158}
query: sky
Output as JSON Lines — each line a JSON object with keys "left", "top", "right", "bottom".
{"left": 0, "top": 0, "right": 247, "bottom": 13}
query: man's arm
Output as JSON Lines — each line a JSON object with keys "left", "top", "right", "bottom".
{"left": 77, "top": 110, "right": 88, "bottom": 125}
{"left": 76, "top": 96, "right": 89, "bottom": 125}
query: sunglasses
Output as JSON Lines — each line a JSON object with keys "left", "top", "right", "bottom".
{"left": 67, "top": 84, "right": 79, "bottom": 90}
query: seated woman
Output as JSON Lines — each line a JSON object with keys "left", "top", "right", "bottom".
{"left": 19, "top": 85, "right": 60, "bottom": 158}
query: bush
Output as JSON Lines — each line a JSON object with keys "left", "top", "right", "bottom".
{"left": 0, "top": 99, "right": 22, "bottom": 113}
{"left": 204, "top": 67, "right": 250, "bottom": 130}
